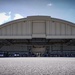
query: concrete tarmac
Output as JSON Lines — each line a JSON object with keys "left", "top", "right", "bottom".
{"left": 0, "top": 57, "right": 75, "bottom": 75}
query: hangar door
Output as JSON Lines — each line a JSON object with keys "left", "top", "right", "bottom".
{"left": 32, "top": 22, "right": 45, "bottom": 34}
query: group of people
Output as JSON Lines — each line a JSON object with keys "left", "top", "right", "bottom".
{"left": 0, "top": 51, "right": 75, "bottom": 57}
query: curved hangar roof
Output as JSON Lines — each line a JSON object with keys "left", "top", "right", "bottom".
{"left": 0, "top": 16, "right": 75, "bottom": 39}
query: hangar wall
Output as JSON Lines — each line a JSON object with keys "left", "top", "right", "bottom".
{"left": 1, "top": 44, "right": 75, "bottom": 52}
{"left": 0, "top": 16, "right": 75, "bottom": 39}
{"left": 0, "top": 44, "right": 28, "bottom": 52}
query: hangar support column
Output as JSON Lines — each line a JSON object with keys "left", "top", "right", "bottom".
{"left": 60, "top": 42, "right": 63, "bottom": 56}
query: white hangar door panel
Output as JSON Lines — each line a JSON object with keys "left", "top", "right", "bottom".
{"left": 32, "top": 22, "right": 45, "bottom": 37}
{"left": 33, "top": 22, "right": 45, "bottom": 34}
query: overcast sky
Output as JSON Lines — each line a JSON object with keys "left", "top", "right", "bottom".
{"left": 0, "top": 0, "right": 75, "bottom": 25}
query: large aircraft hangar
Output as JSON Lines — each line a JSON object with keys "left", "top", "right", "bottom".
{"left": 0, "top": 16, "right": 75, "bottom": 57}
